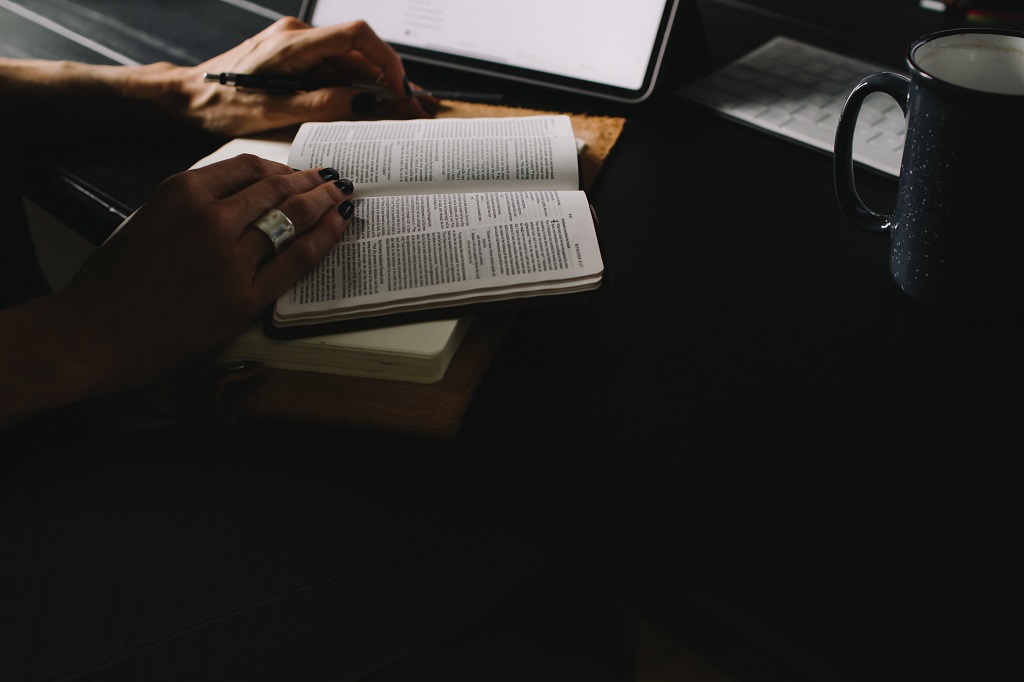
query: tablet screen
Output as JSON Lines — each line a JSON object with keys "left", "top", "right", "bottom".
{"left": 300, "top": 0, "right": 683, "bottom": 102}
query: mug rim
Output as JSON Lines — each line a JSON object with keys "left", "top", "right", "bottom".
{"left": 907, "top": 27, "right": 1024, "bottom": 96}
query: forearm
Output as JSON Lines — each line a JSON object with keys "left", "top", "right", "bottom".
{"left": 0, "top": 58, "right": 197, "bottom": 145}
{"left": 0, "top": 295, "right": 99, "bottom": 429}
{"left": 0, "top": 17, "right": 437, "bottom": 150}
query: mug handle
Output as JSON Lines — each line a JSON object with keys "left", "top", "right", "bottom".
{"left": 833, "top": 72, "right": 909, "bottom": 235}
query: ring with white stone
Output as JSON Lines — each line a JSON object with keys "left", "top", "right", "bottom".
{"left": 250, "top": 208, "right": 296, "bottom": 254}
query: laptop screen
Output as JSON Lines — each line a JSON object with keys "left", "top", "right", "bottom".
{"left": 299, "top": 0, "right": 684, "bottom": 103}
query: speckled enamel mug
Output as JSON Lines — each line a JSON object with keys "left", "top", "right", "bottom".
{"left": 835, "top": 29, "right": 1024, "bottom": 315}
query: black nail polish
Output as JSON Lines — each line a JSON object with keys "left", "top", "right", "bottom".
{"left": 319, "top": 168, "right": 340, "bottom": 182}
{"left": 335, "top": 178, "right": 354, "bottom": 195}
{"left": 352, "top": 92, "right": 376, "bottom": 114}
{"left": 338, "top": 200, "right": 354, "bottom": 220}
{"left": 402, "top": 75, "right": 413, "bottom": 97}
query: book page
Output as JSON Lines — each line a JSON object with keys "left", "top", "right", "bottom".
{"left": 274, "top": 190, "right": 602, "bottom": 325}
{"left": 287, "top": 115, "right": 581, "bottom": 196}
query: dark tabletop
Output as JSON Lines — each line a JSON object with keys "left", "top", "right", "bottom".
{"left": 6, "top": 1, "right": 1023, "bottom": 679}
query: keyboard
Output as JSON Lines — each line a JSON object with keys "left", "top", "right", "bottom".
{"left": 677, "top": 36, "right": 907, "bottom": 177}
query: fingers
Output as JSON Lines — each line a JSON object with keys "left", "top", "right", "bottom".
{"left": 287, "top": 86, "right": 436, "bottom": 123}
{"left": 218, "top": 159, "right": 355, "bottom": 301}
{"left": 255, "top": 186, "right": 355, "bottom": 297}
{"left": 348, "top": 86, "right": 440, "bottom": 119}
{"left": 187, "top": 154, "right": 297, "bottom": 200}
{"left": 259, "top": 16, "right": 310, "bottom": 35}
{"left": 239, "top": 168, "right": 351, "bottom": 262}
{"left": 218, "top": 164, "right": 339, "bottom": 238}
{"left": 293, "top": 20, "right": 408, "bottom": 97}
{"left": 241, "top": 18, "right": 402, "bottom": 93}
{"left": 197, "top": 156, "right": 349, "bottom": 267}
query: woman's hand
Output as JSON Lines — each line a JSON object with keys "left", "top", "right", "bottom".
{"left": 179, "top": 17, "right": 439, "bottom": 136}
{"left": 0, "top": 154, "right": 354, "bottom": 425}
{"left": 1, "top": 17, "right": 438, "bottom": 145}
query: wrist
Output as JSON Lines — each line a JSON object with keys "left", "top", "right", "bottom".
{"left": 106, "top": 61, "right": 199, "bottom": 130}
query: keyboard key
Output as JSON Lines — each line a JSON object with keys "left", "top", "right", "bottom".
{"left": 755, "top": 107, "right": 793, "bottom": 126}
{"left": 677, "top": 36, "right": 906, "bottom": 176}
{"left": 793, "top": 103, "right": 829, "bottom": 123}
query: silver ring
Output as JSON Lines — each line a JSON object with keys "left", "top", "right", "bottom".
{"left": 251, "top": 208, "right": 296, "bottom": 254}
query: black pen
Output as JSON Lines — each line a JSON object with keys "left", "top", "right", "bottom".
{"left": 203, "top": 72, "right": 504, "bottom": 104}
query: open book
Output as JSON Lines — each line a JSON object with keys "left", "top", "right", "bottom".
{"left": 272, "top": 115, "right": 605, "bottom": 336}
{"left": 191, "top": 136, "right": 471, "bottom": 384}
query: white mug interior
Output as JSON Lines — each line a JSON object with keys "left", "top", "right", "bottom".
{"left": 912, "top": 32, "right": 1024, "bottom": 95}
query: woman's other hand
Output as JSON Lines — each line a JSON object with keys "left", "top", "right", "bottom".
{"left": 181, "top": 17, "right": 439, "bottom": 136}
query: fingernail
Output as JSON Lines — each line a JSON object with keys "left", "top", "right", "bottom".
{"left": 335, "top": 178, "right": 354, "bottom": 195}
{"left": 338, "top": 200, "right": 354, "bottom": 219}
{"left": 402, "top": 75, "right": 413, "bottom": 97}
{"left": 352, "top": 92, "right": 376, "bottom": 114}
{"left": 319, "top": 168, "right": 340, "bottom": 182}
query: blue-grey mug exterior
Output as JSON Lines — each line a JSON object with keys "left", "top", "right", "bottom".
{"left": 834, "top": 28, "right": 1024, "bottom": 315}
